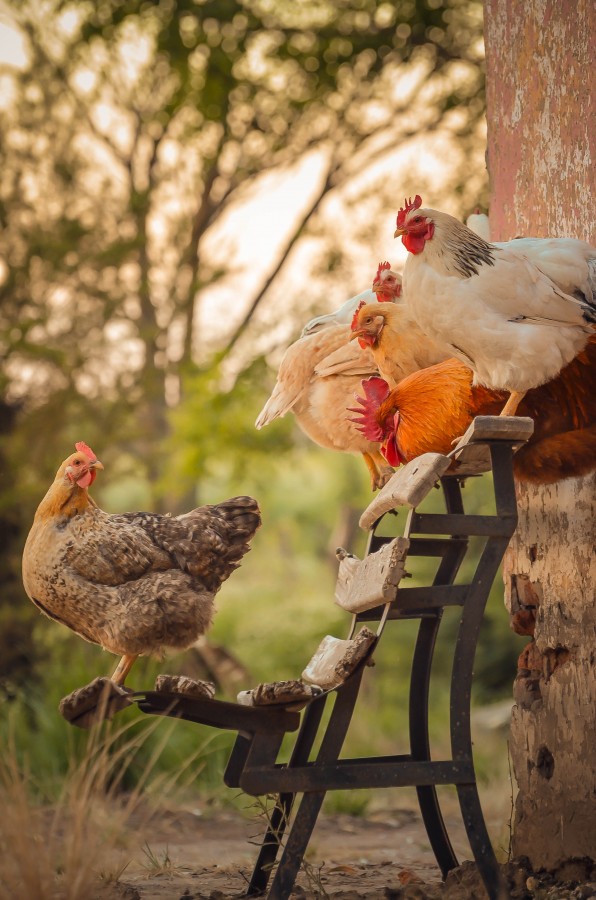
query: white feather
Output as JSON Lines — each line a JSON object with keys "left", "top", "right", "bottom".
{"left": 301, "top": 289, "right": 377, "bottom": 336}
{"left": 401, "top": 209, "right": 595, "bottom": 393}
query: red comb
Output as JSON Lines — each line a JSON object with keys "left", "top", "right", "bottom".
{"left": 396, "top": 195, "right": 422, "bottom": 228}
{"left": 350, "top": 299, "right": 368, "bottom": 332}
{"left": 375, "top": 260, "right": 391, "bottom": 281}
{"left": 347, "top": 377, "right": 392, "bottom": 442}
{"left": 75, "top": 441, "right": 97, "bottom": 460}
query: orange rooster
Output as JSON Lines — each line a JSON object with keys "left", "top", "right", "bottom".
{"left": 349, "top": 338, "right": 596, "bottom": 484}
{"left": 349, "top": 360, "right": 504, "bottom": 465}
{"left": 22, "top": 442, "right": 261, "bottom": 686}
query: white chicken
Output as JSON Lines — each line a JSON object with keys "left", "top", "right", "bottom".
{"left": 300, "top": 289, "right": 378, "bottom": 336}
{"left": 395, "top": 196, "right": 596, "bottom": 415}
{"left": 468, "top": 211, "right": 596, "bottom": 303}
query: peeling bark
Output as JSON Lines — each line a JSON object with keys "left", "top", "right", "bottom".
{"left": 504, "top": 477, "right": 596, "bottom": 865}
{"left": 485, "top": 0, "right": 596, "bottom": 868}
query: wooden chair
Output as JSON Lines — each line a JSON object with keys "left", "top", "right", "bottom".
{"left": 134, "top": 415, "right": 534, "bottom": 900}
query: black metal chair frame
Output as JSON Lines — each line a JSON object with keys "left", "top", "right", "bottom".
{"left": 136, "top": 437, "right": 520, "bottom": 900}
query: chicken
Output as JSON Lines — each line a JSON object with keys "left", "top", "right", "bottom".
{"left": 347, "top": 299, "right": 449, "bottom": 387}
{"left": 512, "top": 335, "right": 596, "bottom": 483}
{"left": 22, "top": 442, "right": 261, "bottom": 686}
{"left": 299, "top": 262, "right": 401, "bottom": 337}
{"left": 300, "top": 288, "right": 378, "bottom": 336}
{"left": 256, "top": 275, "right": 402, "bottom": 490}
{"left": 255, "top": 324, "right": 392, "bottom": 488}
{"left": 467, "top": 211, "right": 596, "bottom": 302}
{"left": 394, "top": 195, "right": 596, "bottom": 416}
{"left": 308, "top": 262, "right": 401, "bottom": 378}
{"left": 349, "top": 337, "right": 596, "bottom": 484}
{"left": 349, "top": 360, "right": 504, "bottom": 465}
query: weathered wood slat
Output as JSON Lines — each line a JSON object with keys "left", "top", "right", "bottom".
{"left": 301, "top": 627, "right": 377, "bottom": 690}
{"left": 237, "top": 680, "right": 323, "bottom": 708}
{"left": 448, "top": 442, "right": 493, "bottom": 475}
{"left": 359, "top": 453, "right": 451, "bottom": 529}
{"left": 59, "top": 676, "right": 133, "bottom": 729}
{"left": 447, "top": 416, "right": 534, "bottom": 475}
{"left": 452, "top": 415, "right": 534, "bottom": 445}
{"left": 334, "top": 537, "right": 410, "bottom": 613}
{"left": 155, "top": 674, "right": 215, "bottom": 700}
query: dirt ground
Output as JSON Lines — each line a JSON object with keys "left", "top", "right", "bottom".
{"left": 99, "top": 800, "right": 596, "bottom": 900}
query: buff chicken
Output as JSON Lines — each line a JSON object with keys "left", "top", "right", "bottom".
{"left": 347, "top": 298, "right": 449, "bottom": 387}
{"left": 22, "top": 442, "right": 261, "bottom": 686}
{"left": 256, "top": 271, "right": 402, "bottom": 489}
{"left": 394, "top": 195, "right": 596, "bottom": 416}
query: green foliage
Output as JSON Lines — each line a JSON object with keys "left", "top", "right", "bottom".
{"left": 166, "top": 356, "right": 296, "bottom": 493}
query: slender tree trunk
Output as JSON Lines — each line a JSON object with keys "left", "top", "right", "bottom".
{"left": 484, "top": 0, "right": 596, "bottom": 868}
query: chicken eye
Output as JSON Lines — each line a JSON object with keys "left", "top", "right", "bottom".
{"left": 73, "top": 460, "right": 81, "bottom": 466}
{"left": 412, "top": 216, "right": 422, "bottom": 223}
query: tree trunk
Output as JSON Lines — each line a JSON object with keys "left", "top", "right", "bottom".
{"left": 484, "top": 0, "right": 596, "bottom": 868}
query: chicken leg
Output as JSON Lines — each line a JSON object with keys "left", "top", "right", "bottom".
{"left": 111, "top": 653, "right": 138, "bottom": 686}
{"left": 362, "top": 450, "right": 394, "bottom": 490}
{"left": 500, "top": 390, "right": 526, "bottom": 417}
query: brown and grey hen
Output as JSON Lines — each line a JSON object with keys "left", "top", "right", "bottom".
{"left": 22, "top": 442, "right": 261, "bottom": 686}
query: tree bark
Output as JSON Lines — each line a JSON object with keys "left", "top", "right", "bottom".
{"left": 484, "top": 0, "right": 596, "bottom": 868}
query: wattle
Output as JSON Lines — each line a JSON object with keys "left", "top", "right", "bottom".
{"left": 381, "top": 417, "right": 404, "bottom": 467}
{"left": 76, "top": 470, "right": 94, "bottom": 489}
{"left": 402, "top": 232, "right": 427, "bottom": 255}
{"left": 402, "top": 222, "right": 434, "bottom": 255}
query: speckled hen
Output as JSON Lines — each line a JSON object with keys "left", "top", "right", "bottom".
{"left": 22, "top": 442, "right": 261, "bottom": 685}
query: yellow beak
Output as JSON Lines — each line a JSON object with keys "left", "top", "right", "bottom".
{"left": 90, "top": 459, "right": 104, "bottom": 471}
{"left": 394, "top": 227, "right": 406, "bottom": 238}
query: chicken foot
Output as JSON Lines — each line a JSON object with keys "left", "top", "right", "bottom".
{"left": 111, "top": 653, "right": 138, "bottom": 686}
{"left": 500, "top": 390, "right": 527, "bottom": 417}
{"left": 362, "top": 450, "right": 394, "bottom": 491}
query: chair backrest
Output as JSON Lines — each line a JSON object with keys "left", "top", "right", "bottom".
{"left": 334, "top": 536, "right": 410, "bottom": 613}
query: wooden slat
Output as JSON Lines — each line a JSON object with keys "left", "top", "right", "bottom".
{"left": 448, "top": 442, "right": 493, "bottom": 475}
{"left": 59, "top": 677, "right": 134, "bottom": 729}
{"left": 301, "top": 627, "right": 377, "bottom": 690}
{"left": 237, "top": 681, "right": 323, "bottom": 708}
{"left": 359, "top": 453, "right": 451, "bottom": 529}
{"left": 155, "top": 674, "right": 215, "bottom": 700}
{"left": 446, "top": 415, "right": 534, "bottom": 475}
{"left": 334, "top": 537, "right": 410, "bottom": 612}
{"left": 451, "top": 415, "right": 534, "bottom": 445}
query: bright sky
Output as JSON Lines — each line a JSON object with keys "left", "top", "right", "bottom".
{"left": 0, "top": 14, "right": 26, "bottom": 68}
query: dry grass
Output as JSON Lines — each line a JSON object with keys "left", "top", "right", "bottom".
{"left": 0, "top": 716, "right": 209, "bottom": 900}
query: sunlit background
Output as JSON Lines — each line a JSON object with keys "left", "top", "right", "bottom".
{"left": 0, "top": 0, "right": 522, "bottom": 890}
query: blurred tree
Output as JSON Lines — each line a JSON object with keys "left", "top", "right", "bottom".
{"left": 0, "top": 0, "right": 487, "bottom": 687}
{"left": 0, "top": 0, "right": 485, "bottom": 462}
